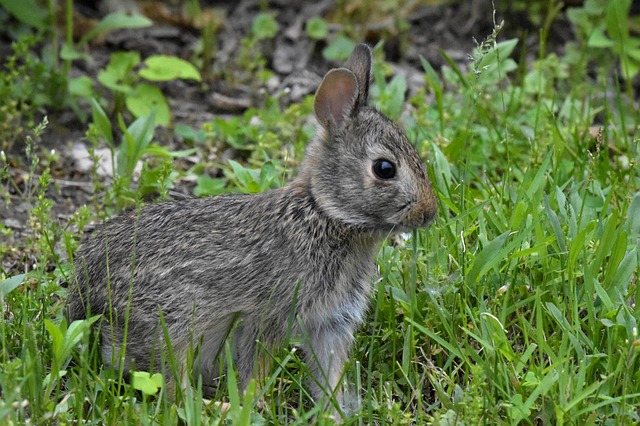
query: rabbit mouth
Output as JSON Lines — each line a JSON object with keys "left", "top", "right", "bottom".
{"left": 394, "top": 202, "right": 437, "bottom": 230}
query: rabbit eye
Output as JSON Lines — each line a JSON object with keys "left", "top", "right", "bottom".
{"left": 372, "top": 159, "right": 396, "bottom": 179}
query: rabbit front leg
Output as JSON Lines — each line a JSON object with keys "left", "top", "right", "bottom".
{"left": 304, "top": 327, "right": 353, "bottom": 414}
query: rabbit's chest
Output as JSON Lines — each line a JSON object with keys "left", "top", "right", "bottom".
{"left": 300, "top": 252, "right": 376, "bottom": 330}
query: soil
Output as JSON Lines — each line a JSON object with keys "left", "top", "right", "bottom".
{"left": 0, "top": 0, "right": 616, "bottom": 275}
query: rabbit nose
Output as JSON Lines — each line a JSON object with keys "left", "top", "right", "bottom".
{"left": 422, "top": 207, "right": 437, "bottom": 225}
{"left": 401, "top": 194, "right": 437, "bottom": 228}
{"left": 414, "top": 202, "right": 437, "bottom": 227}
{"left": 415, "top": 186, "right": 438, "bottom": 226}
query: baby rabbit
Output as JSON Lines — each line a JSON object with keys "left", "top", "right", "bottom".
{"left": 66, "top": 43, "right": 437, "bottom": 413}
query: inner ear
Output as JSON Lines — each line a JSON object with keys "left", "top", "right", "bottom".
{"left": 314, "top": 69, "right": 359, "bottom": 130}
{"left": 345, "top": 44, "right": 372, "bottom": 107}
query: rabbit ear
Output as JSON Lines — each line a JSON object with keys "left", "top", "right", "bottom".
{"left": 345, "top": 43, "right": 372, "bottom": 107}
{"left": 314, "top": 68, "right": 359, "bottom": 130}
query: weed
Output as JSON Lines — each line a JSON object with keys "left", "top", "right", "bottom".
{"left": 228, "top": 12, "right": 279, "bottom": 89}
{"left": 567, "top": 0, "right": 640, "bottom": 94}
{"left": 97, "top": 52, "right": 201, "bottom": 126}
{"left": 0, "top": 35, "right": 65, "bottom": 151}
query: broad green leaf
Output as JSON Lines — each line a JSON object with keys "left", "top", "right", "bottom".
{"left": 259, "top": 161, "right": 276, "bottom": 191}
{"left": 408, "top": 318, "right": 465, "bottom": 360}
{"left": 98, "top": 51, "right": 141, "bottom": 93}
{"left": 68, "top": 76, "right": 94, "bottom": 98}
{"left": 238, "top": 379, "right": 257, "bottom": 424}
{"left": 388, "top": 286, "right": 410, "bottom": 306}
{"left": 45, "top": 319, "right": 64, "bottom": 365}
{"left": 126, "top": 110, "right": 157, "bottom": 154}
{"left": 117, "top": 111, "right": 156, "bottom": 179}
{"left": 228, "top": 160, "right": 260, "bottom": 193}
{"left": 420, "top": 56, "right": 444, "bottom": 130}
{"left": 91, "top": 98, "right": 114, "bottom": 147}
{"left": 628, "top": 192, "right": 640, "bottom": 236}
{"left": 620, "top": 56, "right": 640, "bottom": 80}
{"left": 609, "top": 248, "right": 637, "bottom": 300}
{"left": 251, "top": 13, "right": 279, "bottom": 40}
{"left": 42, "top": 370, "right": 67, "bottom": 388}
{"left": 525, "top": 150, "right": 552, "bottom": 199}
{"left": 466, "top": 231, "right": 510, "bottom": 284}
{"left": 508, "top": 393, "right": 531, "bottom": 421}
{"left": 143, "top": 145, "right": 197, "bottom": 158}
{"left": 175, "top": 124, "right": 206, "bottom": 143}
{"left": 568, "top": 221, "right": 596, "bottom": 268}
{"left": 603, "top": 230, "right": 628, "bottom": 287}
{"left": 194, "top": 175, "right": 227, "bottom": 197}
{"left": 79, "top": 12, "right": 152, "bottom": 46}
{"left": 322, "top": 36, "right": 357, "bottom": 62}
{"left": 0, "top": 274, "right": 25, "bottom": 297}
{"left": 545, "top": 302, "right": 587, "bottom": 358}
{"left": 306, "top": 17, "right": 328, "bottom": 40}
{"left": 587, "top": 30, "right": 615, "bottom": 48}
{"left": 593, "top": 278, "right": 613, "bottom": 312}
{"left": 131, "top": 371, "right": 164, "bottom": 395}
{"left": 139, "top": 55, "right": 201, "bottom": 82}
{"left": 60, "top": 42, "right": 90, "bottom": 61}
{"left": 420, "top": 56, "right": 443, "bottom": 91}
{"left": 589, "top": 211, "right": 619, "bottom": 281}
{"left": 383, "top": 74, "right": 407, "bottom": 120}
{"left": 225, "top": 343, "right": 240, "bottom": 410}
{"left": 512, "top": 370, "right": 559, "bottom": 424}
{"left": 430, "top": 141, "right": 452, "bottom": 194}
{"left": 477, "top": 38, "right": 519, "bottom": 70}
{"left": 509, "top": 201, "right": 527, "bottom": 230}
{"left": 63, "top": 316, "right": 100, "bottom": 360}
{"left": 605, "top": 0, "right": 631, "bottom": 46}
{"left": 524, "top": 68, "right": 546, "bottom": 94}
{"left": 126, "top": 83, "right": 170, "bottom": 125}
{"left": 0, "top": 0, "right": 47, "bottom": 28}
{"left": 544, "top": 193, "right": 567, "bottom": 253}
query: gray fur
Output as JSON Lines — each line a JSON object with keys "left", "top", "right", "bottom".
{"left": 66, "top": 43, "right": 437, "bottom": 410}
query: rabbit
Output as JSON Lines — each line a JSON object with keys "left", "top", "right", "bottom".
{"left": 66, "top": 43, "right": 438, "bottom": 414}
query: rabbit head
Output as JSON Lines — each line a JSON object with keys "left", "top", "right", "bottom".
{"left": 299, "top": 44, "right": 438, "bottom": 233}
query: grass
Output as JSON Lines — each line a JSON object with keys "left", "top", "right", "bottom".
{"left": 1, "top": 3, "right": 640, "bottom": 425}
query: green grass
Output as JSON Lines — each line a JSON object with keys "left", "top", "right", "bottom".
{"left": 1, "top": 5, "right": 640, "bottom": 425}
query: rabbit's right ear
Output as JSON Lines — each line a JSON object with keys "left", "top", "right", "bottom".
{"left": 345, "top": 43, "right": 372, "bottom": 108}
{"left": 314, "top": 68, "right": 359, "bottom": 130}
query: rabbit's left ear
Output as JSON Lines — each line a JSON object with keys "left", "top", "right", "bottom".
{"left": 345, "top": 43, "right": 372, "bottom": 108}
{"left": 314, "top": 68, "right": 359, "bottom": 130}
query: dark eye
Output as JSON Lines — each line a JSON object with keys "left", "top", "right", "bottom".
{"left": 372, "top": 159, "right": 396, "bottom": 179}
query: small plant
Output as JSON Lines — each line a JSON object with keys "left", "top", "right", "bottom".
{"left": 225, "top": 159, "right": 280, "bottom": 194}
{"left": 230, "top": 12, "right": 279, "bottom": 87}
{"left": 567, "top": 0, "right": 640, "bottom": 93}
{"left": 306, "top": 16, "right": 329, "bottom": 41}
{"left": 0, "top": 35, "right": 66, "bottom": 151}
{"left": 372, "top": 66, "right": 407, "bottom": 121}
{"left": 0, "top": 4, "right": 155, "bottom": 125}
{"left": 44, "top": 316, "right": 100, "bottom": 398}
{"left": 97, "top": 51, "right": 201, "bottom": 126}
{"left": 88, "top": 101, "right": 194, "bottom": 210}
{"left": 322, "top": 35, "right": 358, "bottom": 62}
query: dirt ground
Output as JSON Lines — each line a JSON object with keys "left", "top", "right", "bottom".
{"left": 0, "top": 0, "right": 613, "bottom": 274}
